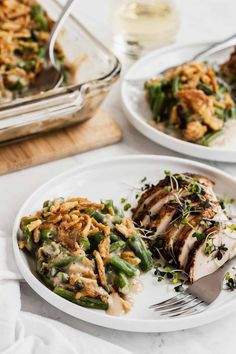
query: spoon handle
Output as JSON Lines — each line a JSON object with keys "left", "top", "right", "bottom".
{"left": 193, "top": 33, "right": 236, "bottom": 61}
{"left": 47, "top": 0, "right": 77, "bottom": 67}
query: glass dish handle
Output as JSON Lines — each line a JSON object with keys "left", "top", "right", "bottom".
{"left": 0, "top": 88, "right": 85, "bottom": 130}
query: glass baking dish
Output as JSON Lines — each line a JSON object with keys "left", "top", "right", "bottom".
{"left": 0, "top": 0, "right": 121, "bottom": 144}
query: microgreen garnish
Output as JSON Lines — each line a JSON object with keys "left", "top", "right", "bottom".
{"left": 192, "top": 232, "right": 207, "bottom": 241}
{"left": 123, "top": 203, "right": 131, "bottom": 211}
{"left": 225, "top": 271, "right": 236, "bottom": 290}
{"left": 141, "top": 176, "right": 147, "bottom": 183}
{"left": 153, "top": 262, "right": 187, "bottom": 290}
{"left": 215, "top": 244, "right": 228, "bottom": 260}
{"left": 204, "top": 236, "right": 228, "bottom": 260}
{"left": 230, "top": 224, "right": 236, "bottom": 232}
{"left": 217, "top": 196, "right": 235, "bottom": 210}
{"left": 174, "top": 284, "right": 185, "bottom": 292}
{"left": 164, "top": 185, "right": 172, "bottom": 192}
{"left": 164, "top": 170, "right": 179, "bottom": 191}
{"left": 141, "top": 183, "right": 151, "bottom": 191}
{"left": 120, "top": 197, "right": 126, "bottom": 204}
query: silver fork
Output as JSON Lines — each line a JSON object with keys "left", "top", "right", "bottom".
{"left": 126, "top": 33, "right": 236, "bottom": 88}
{"left": 150, "top": 256, "right": 236, "bottom": 318}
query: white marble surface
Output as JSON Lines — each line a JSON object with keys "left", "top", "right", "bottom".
{"left": 2, "top": 1, "right": 236, "bottom": 353}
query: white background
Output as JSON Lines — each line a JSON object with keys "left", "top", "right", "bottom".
{"left": 2, "top": 1, "right": 236, "bottom": 353}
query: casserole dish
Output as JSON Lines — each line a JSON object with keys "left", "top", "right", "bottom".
{"left": 0, "top": 0, "right": 121, "bottom": 144}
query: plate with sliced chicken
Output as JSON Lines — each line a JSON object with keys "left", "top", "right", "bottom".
{"left": 122, "top": 43, "right": 236, "bottom": 162}
{"left": 13, "top": 155, "right": 236, "bottom": 332}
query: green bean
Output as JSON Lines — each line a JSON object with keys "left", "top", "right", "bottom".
{"left": 39, "top": 274, "right": 54, "bottom": 289}
{"left": 78, "top": 297, "right": 109, "bottom": 310}
{"left": 152, "top": 88, "right": 165, "bottom": 121}
{"left": 149, "top": 83, "right": 159, "bottom": 103}
{"left": 109, "top": 256, "right": 137, "bottom": 277}
{"left": 43, "top": 200, "right": 52, "bottom": 208}
{"left": 7, "top": 79, "right": 25, "bottom": 92}
{"left": 127, "top": 236, "right": 153, "bottom": 272}
{"left": 20, "top": 217, "right": 37, "bottom": 231}
{"left": 87, "top": 209, "right": 105, "bottom": 223}
{"left": 41, "top": 229, "right": 54, "bottom": 240}
{"left": 225, "top": 106, "right": 236, "bottom": 120}
{"left": 23, "top": 59, "right": 36, "bottom": 71}
{"left": 53, "top": 288, "right": 108, "bottom": 310}
{"left": 22, "top": 227, "right": 32, "bottom": 240}
{"left": 215, "top": 107, "right": 224, "bottom": 120}
{"left": 172, "top": 75, "right": 180, "bottom": 94}
{"left": 89, "top": 232, "right": 104, "bottom": 251}
{"left": 22, "top": 226, "right": 36, "bottom": 253}
{"left": 101, "top": 199, "right": 123, "bottom": 217}
{"left": 79, "top": 237, "right": 90, "bottom": 251}
{"left": 197, "top": 83, "right": 215, "bottom": 96}
{"left": 36, "top": 258, "right": 43, "bottom": 274}
{"left": 110, "top": 240, "right": 126, "bottom": 254}
{"left": 116, "top": 272, "right": 129, "bottom": 295}
{"left": 54, "top": 287, "right": 74, "bottom": 300}
{"left": 110, "top": 233, "right": 122, "bottom": 243}
{"left": 112, "top": 215, "right": 123, "bottom": 225}
{"left": 49, "top": 256, "right": 81, "bottom": 268}
{"left": 199, "top": 131, "right": 223, "bottom": 146}
{"left": 160, "top": 79, "right": 169, "bottom": 88}
{"left": 31, "top": 4, "right": 48, "bottom": 31}
{"left": 38, "top": 47, "right": 46, "bottom": 60}
{"left": 105, "top": 264, "right": 113, "bottom": 284}
{"left": 57, "top": 197, "right": 65, "bottom": 204}
{"left": 144, "top": 80, "right": 152, "bottom": 91}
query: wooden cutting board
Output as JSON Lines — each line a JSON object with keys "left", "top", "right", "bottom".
{"left": 0, "top": 109, "right": 122, "bottom": 175}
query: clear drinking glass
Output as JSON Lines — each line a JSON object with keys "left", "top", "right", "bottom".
{"left": 112, "top": 0, "right": 180, "bottom": 57}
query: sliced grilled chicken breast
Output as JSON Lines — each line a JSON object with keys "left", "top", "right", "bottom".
{"left": 132, "top": 172, "right": 236, "bottom": 283}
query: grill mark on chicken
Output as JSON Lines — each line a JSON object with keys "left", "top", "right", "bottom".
{"left": 133, "top": 189, "right": 168, "bottom": 224}
{"left": 162, "top": 221, "right": 190, "bottom": 261}
{"left": 132, "top": 185, "right": 163, "bottom": 220}
{"left": 149, "top": 203, "right": 178, "bottom": 237}
{"left": 175, "top": 217, "right": 208, "bottom": 269}
{"left": 141, "top": 192, "right": 175, "bottom": 227}
{"left": 173, "top": 216, "right": 200, "bottom": 264}
{"left": 132, "top": 175, "right": 185, "bottom": 222}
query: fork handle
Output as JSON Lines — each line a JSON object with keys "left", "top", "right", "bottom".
{"left": 193, "top": 33, "right": 236, "bottom": 61}
{"left": 47, "top": 0, "right": 77, "bottom": 67}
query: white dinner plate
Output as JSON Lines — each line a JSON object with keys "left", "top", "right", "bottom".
{"left": 121, "top": 43, "right": 236, "bottom": 162}
{"left": 13, "top": 155, "right": 236, "bottom": 332}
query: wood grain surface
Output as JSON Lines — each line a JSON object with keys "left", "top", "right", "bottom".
{"left": 0, "top": 109, "right": 122, "bottom": 175}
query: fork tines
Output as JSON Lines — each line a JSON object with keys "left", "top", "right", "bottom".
{"left": 150, "top": 292, "right": 206, "bottom": 317}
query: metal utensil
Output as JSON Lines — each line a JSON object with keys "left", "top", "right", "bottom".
{"left": 150, "top": 255, "right": 236, "bottom": 318}
{"left": 126, "top": 33, "right": 236, "bottom": 87}
{"left": 29, "top": 0, "right": 77, "bottom": 94}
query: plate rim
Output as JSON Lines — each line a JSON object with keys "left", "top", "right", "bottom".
{"left": 12, "top": 154, "right": 236, "bottom": 332}
{"left": 121, "top": 42, "right": 236, "bottom": 162}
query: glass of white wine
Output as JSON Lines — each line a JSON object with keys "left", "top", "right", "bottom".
{"left": 111, "top": 0, "right": 180, "bottom": 57}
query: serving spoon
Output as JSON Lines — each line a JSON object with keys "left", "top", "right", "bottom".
{"left": 29, "top": 0, "right": 77, "bottom": 94}
{"left": 126, "top": 33, "right": 236, "bottom": 86}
